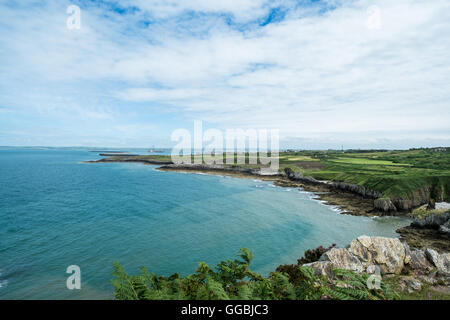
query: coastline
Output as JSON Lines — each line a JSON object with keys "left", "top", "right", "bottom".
{"left": 85, "top": 157, "right": 450, "bottom": 252}
{"left": 83, "top": 158, "right": 390, "bottom": 217}
{"left": 156, "top": 165, "right": 376, "bottom": 216}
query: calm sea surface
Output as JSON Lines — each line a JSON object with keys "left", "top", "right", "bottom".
{"left": 0, "top": 148, "right": 410, "bottom": 299}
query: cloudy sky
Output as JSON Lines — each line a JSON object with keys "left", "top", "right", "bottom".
{"left": 0, "top": 0, "right": 449, "bottom": 149}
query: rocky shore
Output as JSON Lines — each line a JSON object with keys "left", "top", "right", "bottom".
{"left": 158, "top": 163, "right": 450, "bottom": 253}
{"left": 304, "top": 236, "right": 449, "bottom": 297}
{"left": 87, "top": 159, "right": 448, "bottom": 253}
{"left": 87, "top": 158, "right": 436, "bottom": 215}
{"left": 157, "top": 164, "right": 389, "bottom": 216}
{"left": 159, "top": 164, "right": 439, "bottom": 216}
{"left": 397, "top": 212, "right": 450, "bottom": 252}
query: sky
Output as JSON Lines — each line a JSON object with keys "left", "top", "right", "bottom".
{"left": 0, "top": 0, "right": 449, "bottom": 149}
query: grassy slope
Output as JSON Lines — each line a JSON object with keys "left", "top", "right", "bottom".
{"left": 105, "top": 148, "right": 450, "bottom": 201}
{"left": 279, "top": 148, "right": 450, "bottom": 200}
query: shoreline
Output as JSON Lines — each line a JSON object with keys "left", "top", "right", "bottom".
{"left": 83, "top": 158, "right": 390, "bottom": 217}
{"left": 156, "top": 165, "right": 377, "bottom": 217}
{"left": 85, "top": 158, "right": 449, "bottom": 252}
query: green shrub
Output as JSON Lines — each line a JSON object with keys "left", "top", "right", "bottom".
{"left": 276, "top": 244, "right": 336, "bottom": 285}
{"left": 112, "top": 248, "right": 397, "bottom": 300}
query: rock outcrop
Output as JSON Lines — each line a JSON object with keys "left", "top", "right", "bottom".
{"left": 332, "top": 182, "right": 382, "bottom": 199}
{"left": 408, "top": 249, "right": 433, "bottom": 272}
{"left": 306, "top": 236, "right": 407, "bottom": 276}
{"left": 286, "top": 171, "right": 434, "bottom": 214}
{"left": 374, "top": 198, "right": 397, "bottom": 213}
{"left": 286, "top": 172, "right": 382, "bottom": 199}
{"left": 347, "top": 236, "right": 406, "bottom": 274}
{"left": 304, "top": 236, "right": 450, "bottom": 283}
{"left": 425, "top": 249, "right": 450, "bottom": 274}
{"left": 441, "top": 220, "right": 450, "bottom": 235}
{"left": 397, "top": 211, "right": 450, "bottom": 252}
{"left": 318, "top": 247, "right": 364, "bottom": 273}
{"left": 411, "top": 211, "right": 450, "bottom": 232}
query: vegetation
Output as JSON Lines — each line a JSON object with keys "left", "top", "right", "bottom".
{"left": 111, "top": 247, "right": 397, "bottom": 300}
{"left": 276, "top": 244, "right": 336, "bottom": 284}
{"left": 412, "top": 205, "right": 449, "bottom": 219}
{"left": 278, "top": 148, "right": 450, "bottom": 201}
{"left": 105, "top": 147, "right": 450, "bottom": 202}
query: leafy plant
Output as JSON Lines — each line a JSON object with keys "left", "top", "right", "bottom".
{"left": 276, "top": 244, "right": 336, "bottom": 284}
{"left": 111, "top": 248, "right": 397, "bottom": 300}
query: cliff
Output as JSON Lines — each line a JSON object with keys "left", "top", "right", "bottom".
{"left": 286, "top": 171, "right": 448, "bottom": 214}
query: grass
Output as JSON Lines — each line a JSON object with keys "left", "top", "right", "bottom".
{"left": 330, "top": 157, "right": 411, "bottom": 166}
{"left": 285, "top": 148, "right": 450, "bottom": 200}
{"left": 103, "top": 147, "right": 450, "bottom": 201}
{"left": 385, "top": 276, "right": 450, "bottom": 300}
{"left": 279, "top": 155, "right": 319, "bottom": 162}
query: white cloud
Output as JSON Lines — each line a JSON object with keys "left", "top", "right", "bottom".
{"left": 0, "top": 0, "right": 449, "bottom": 147}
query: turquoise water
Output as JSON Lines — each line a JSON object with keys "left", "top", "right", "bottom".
{"left": 0, "top": 148, "right": 410, "bottom": 299}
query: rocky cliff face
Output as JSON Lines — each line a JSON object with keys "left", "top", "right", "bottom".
{"left": 288, "top": 172, "right": 439, "bottom": 214}
{"left": 287, "top": 172, "right": 382, "bottom": 198}
{"left": 162, "top": 164, "right": 442, "bottom": 215}
{"left": 373, "top": 198, "right": 397, "bottom": 213}
{"left": 332, "top": 182, "right": 382, "bottom": 199}
{"left": 287, "top": 171, "right": 449, "bottom": 214}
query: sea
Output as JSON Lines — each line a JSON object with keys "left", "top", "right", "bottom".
{"left": 0, "top": 147, "right": 411, "bottom": 299}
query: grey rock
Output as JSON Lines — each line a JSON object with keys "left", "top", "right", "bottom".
{"left": 418, "top": 274, "right": 437, "bottom": 285}
{"left": 439, "top": 220, "right": 450, "bottom": 235}
{"left": 406, "top": 278, "right": 422, "bottom": 291}
{"left": 374, "top": 198, "right": 397, "bottom": 212}
{"left": 366, "top": 265, "right": 380, "bottom": 274}
{"left": 289, "top": 172, "right": 303, "bottom": 180}
{"left": 303, "top": 261, "right": 334, "bottom": 278}
{"left": 402, "top": 242, "right": 412, "bottom": 265}
{"left": 332, "top": 182, "right": 381, "bottom": 199}
{"left": 347, "top": 236, "right": 406, "bottom": 274}
{"left": 319, "top": 248, "right": 364, "bottom": 273}
{"left": 440, "top": 253, "right": 450, "bottom": 274}
{"left": 412, "top": 211, "right": 450, "bottom": 229}
{"left": 425, "top": 249, "right": 450, "bottom": 274}
{"left": 409, "top": 250, "right": 433, "bottom": 272}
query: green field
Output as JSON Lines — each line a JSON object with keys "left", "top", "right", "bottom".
{"left": 329, "top": 157, "right": 411, "bottom": 166}
{"left": 105, "top": 147, "right": 450, "bottom": 201}
{"left": 278, "top": 148, "right": 450, "bottom": 200}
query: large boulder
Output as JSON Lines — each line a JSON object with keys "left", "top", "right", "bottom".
{"left": 347, "top": 236, "right": 406, "bottom": 274}
{"left": 409, "top": 250, "right": 433, "bottom": 272}
{"left": 319, "top": 248, "right": 364, "bottom": 273}
{"left": 302, "top": 236, "right": 450, "bottom": 284}
{"left": 425, "top": 249, "right": 450, "bottom": 274}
